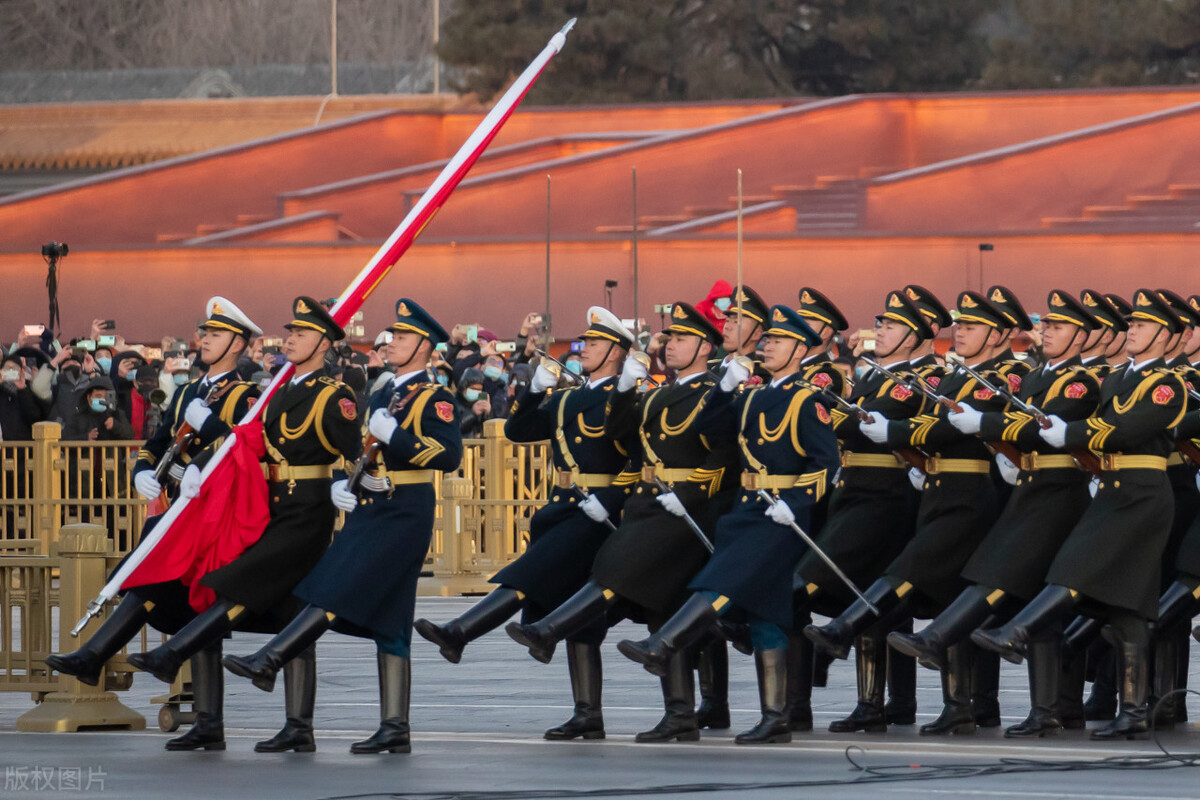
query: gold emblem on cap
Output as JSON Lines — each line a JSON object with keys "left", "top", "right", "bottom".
{"left": 1050, "top": 293, "right": 1066, "bottom": 307}
{"left": 672, "top": 305, "right": 687, "bottom": 319}
{"left": 990, "top": 288, "right": 1006, "bottom": 303}
{"left": 773, "top": 308, "right": 786, "bottom": 322}
{"left": 1191, "top": 298, "right": 1200, "bottom": 313}
{"left": 888, "top": 293, "right": 903, "bottom": 308}
{"left": 906, "top": 288, "right": 920, "bottom": 301}
{"left": 397, "top": 302, "right": 412, "bottom": 317}
{"left": 1137, "top": 291, "right": 1151, "bottom": 307}
{"left": 211, "top": 301, "right": 225, "bottom": 316}
{"left": 801, "top": 290, "right": 816, "bottom": 305}
{"left": 960, "top": 294, "right": 978, "bottom": 309}
{"left": 590, "top": 311, "right": 601, "bottom": 324}
{"left": 295, "top": 299, "right": 312, "bottom": 314}
{"left": 1083, "top": 293, "right": 1098, "bottom": 307}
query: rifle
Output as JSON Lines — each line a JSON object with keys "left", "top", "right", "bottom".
{"left": 1176, "top": 384, "right": 1200, "bottom": 467}
{"left": 796, "top": 374, "right": 927, "bottom": 473}
{"left": 954, "top": 359, "right": 1102, "bottom": 479}
{"left": 346, "top": 386, "right": 416, "bottom": 498}
{"left": 152, "top": 382, "right": 234, "bottom": 486}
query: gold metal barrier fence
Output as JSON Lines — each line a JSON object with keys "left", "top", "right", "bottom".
{"left": 0, "top": 418, "right": 551, "bottom": 731}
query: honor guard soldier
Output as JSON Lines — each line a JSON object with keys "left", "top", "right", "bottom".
{"left": 986, "top": 285, "right": 1037, "bottom": 379}
{"left": 618, "top": 305, "right": 840, "bottom": 744}
{"left": 128, "top": 296, "right": 362, "bottom": 753}
{"left": 46, "top": 297, "right": 262, "bottom": 752}
{"left": 791, "top": 290, "right": 932, "bottom": 733}
{"left": 1105, "top": 294, "right": 1135, "bottom": 368}
{"left": 903, "top": 285, "right": 954, "bottom": 373}
{"left": 795, "top": 287, "right": 849, "bottom": 400}
{"left": 972, "top": 289, "right": 1187, "bottom": 740}
{"left": 1079, "top": 290, "right": 1130, "bottom": 379}
{"left": 889, "top": 290, "right": 1102, "bottom": 737}
{"left": 506, "top": 302, "right": 740, "bottom": 743}
{"left": 806, "top": 290, "right": 1012, "bottom": 736}
{"left": 709, "top": 285, "right": 772, "bottom": 384}
{"left": 224, "top": 299, "right": 461, "bottom": 755}
{"left": 413, "top": 305, "right": 634, "bottom": 741}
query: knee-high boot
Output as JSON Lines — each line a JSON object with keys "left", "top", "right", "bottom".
{"left": 46, "top": 595, "right": 151, "bottom": 686}
{"left": 735, "top": 649, "right": 791, "bottom": 744}
{"left": 223, "top": 605, "right": 330, "bottom": 692}
{"left": 351, "top": 652, "right": 412, "bottom": 754}
{"left": 884, "top": 618, "right": 917, "bottom": 725}
{"left": 785, "top": 631, "right": 813, "bottom": 731}
{"left": 804, "top": 579, "right": 904, "bottom": 660}
{"left": 506, "top": 582, "right": 612, "bottom": 664}
{"left": 1058, "top": 645, "right": 1087, "bottom": 729}
{"left": 1005, "top": 635, "right": 1062, "bottom": 738}
{"left": 971, "top": 650, "right": 1002, "bottom": 727}
{"left": 920, "top": 642, "right": 976, "bottom": 735}
{"left": 1092, "top": 636, "right": 1149, "bottom": 740}
{"left": 255, "top": 644, "right": 317, "bottom": 753}
{"left": 1150, "top": 630, "right": 1180, "bottom": 730}
{"left": 888, "top": 587, "right": 992, "bottom": 671}
{"left": 129, "top": 599, "right": 240, "bottom": 684}
{"left": 414, "top": 587, "right": 523, "bottom": 664}
{"left": 971, "top": 585, "right": 1076, "bottom": 665}
{"left": 544, "top": 642, "right": 605, "bottom": 740}
{"left": 617, "top": 593, "right": 718, "bottom": 677}
{"left": 1085, "top": 643, "right": 1118, "bottom": 721}
{"left": 695, "top": 639, "right": 730, "bottom": 730}
{"left": 165, "top": 640, "right": 225, "bottom": 751}
{"left": 635, "top": 652, "right": 700, "bottom": 743}
{"left": 828, "top": 634, "right": 887, "bottom": 733}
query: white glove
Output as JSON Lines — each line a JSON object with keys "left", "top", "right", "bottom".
{"left": 531, "top": 362, "right": 558, "bottom": 393}
{"left": 1089, "top": 476, "right": 1100, "bottom": 498}
{"left": 1037, "top": 414, "right": 1068, "bottom": 448}
{"left": 579, "top": 493, "right": 610, "bottom": 523}
{"left": 656, "top": 491, "right": 686, "bottom": 517}
{"left": 330, "top": 479, "right": 358, "bottom": 513}
{"left": 859, "top": 413, "right": 890, "bottom": 444}
{"left": 180, "top": 465, "right": 202, "bottom": 500}
{"left": 765, "top": 499, "right": 796, "bottom": 527}
{"left": 134, "top": 470, "right": 162, "bottom": 501}
{"left": 1195, "top": 470, "right": 1200, "bottom": 493}
{"left": 719, "top": 359, "right": 751, "bottom": 392}
{"left": 948, "top": 402, "right": 982, "bottom": 435}
{"left": 908, "top": 467, "right": 925, "bottom": 492}
{"left": 618, "top": 355, "right": 649, "bottom": 392}
{"left": 369, "top": 408, "right": 398, "bottom": 442}
{"left": 995, "top": 453, "right": 1020, "bottom": 486}
{"left": 184, "top": 398, "right": 212, "bottom": 431}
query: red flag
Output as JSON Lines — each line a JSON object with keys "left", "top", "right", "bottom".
{"left": 122, "top": 421, "right": 270, "bottom": 612}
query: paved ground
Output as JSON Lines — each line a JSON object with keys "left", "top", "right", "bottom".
{"left": 4, "top": 597, "right": 1200, "bottom": 799}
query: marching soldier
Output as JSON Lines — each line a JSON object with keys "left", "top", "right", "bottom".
{"left": 618, "top": 305, "right": 839, "bottom": 744}
{"left": 972, "top": 289, "right": 1187, "bottom": 739}
{"left": 46, "top": 297, "right": 262, "bottom": 751}
{"left": 791, "top": 290, "right": 932, "bottom": 732}
{"left": 1079, "top": 290, "right": 1129, "bottom": 379}
{"left": 127, "top": 296, "right": 362, "bottom": 753}
{"left": 413, "top": 306, "right": 634, "bottom": 741}
{"left": 709, "top": 285, "right": 772, "bottom": 384}
{"left": 805, "top": 290, "right": 1012, "bottom": 735}
{"left": 1105, "top": 294, "right": 1134, "bottom": 369}
{"left": 889, "top": 290, "right": 1102, "bottom": 737}
{"left": 902, "top": 285, "right": 954, "bottom": 372}
{"left": 796, "top": 287, "right": 849, "bottom": 400}
{"left": 223, "top": 299, "right": 461, "bottom": 755}
{"left": 505, "top": 302, "right": 740, "bottom": 743}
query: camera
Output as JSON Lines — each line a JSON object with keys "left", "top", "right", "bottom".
{"left": 42, "top": 242, "right": 69, "bottom": 259}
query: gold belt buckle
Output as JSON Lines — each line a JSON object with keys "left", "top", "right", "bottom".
{"left": 641, "top": 465, "right": 657, "bottom": 483}
{"left": 924, "top": 456, "right": 940, "bottom": 475}
{"left": 1099, "top": 454, "right": 1118, "bottom": 471}
{"left": 743, "top": 472, "right": 760, "bottom": 491}
{"left": 1020, "top": 453, "right": 1035, "bottom": 471}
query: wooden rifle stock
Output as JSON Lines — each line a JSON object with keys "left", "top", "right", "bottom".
{"left": 152, "top": 382, "right": 236, "bottom": 485}
{"left": 346, "top": 386, "right": 418, "bottom": 496}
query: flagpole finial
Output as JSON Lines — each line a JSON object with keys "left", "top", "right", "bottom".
{"left": 552, "top": 18, "right": 577, "bottom": 52}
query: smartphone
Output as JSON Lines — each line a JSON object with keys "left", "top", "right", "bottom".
{"left": 569, "top": 341, "right": 584, "bottom": 353}
{"left": 166, "top": 349, "right": 188, "bottom": 359}
{"left": 141, "top": 347, "right": 163, "bottom": 361}
{"left": 495, "top": 341, "right": 517, "bottom": 353}
{"left": 856, "top": 328, "right": 876, "bottom": 341}
{"left": 466, "top": 325, "right": 479, "bottom": 343}
{"left": 530, "top": 314, "right": 543, "bottom": 326}
{"left": 97, "top": 335, "right": 117, "bottom": 347}
{"left": 262, "top": 346, "right": 281, "bottom": 356}
{"left": 77, "top": 339, "right": 96, "bottom": 352}
{"left": 70, "top": 347, "right": 87, "bottom": 360}
{"left": 101, "top": 320, "right": 116, "bottom": 330}
{"left": 862, "top": 339, "right": 876, "bottom": 352}
{"left": 23, "top": 324, "right": 45, "bottom": 337}
{"left": 434, "top": 342, "right": 448, "bottom": 353}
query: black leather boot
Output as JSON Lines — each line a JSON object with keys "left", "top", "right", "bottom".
{"left": 715, "top": 618, "right": 754, "bottom": 656}
{"left": 414, "top": 587, "right": 522, "bottom": 664}
{"left": 829, "top": 634, "right": 887, "bottom": 733}
{"left": 351, "top": 652, "right": 411, "bottom": 754}
{"left": 920, "top": 642, "right": 976, "bottom": 735}
{"left": 888, "top": 587, "right": 992, "bottom": 672}
{"left": 884, "top": 621, "right": 917, "bottom": 725}
{"left": 129, "top": 600, "right": 239, "bottom": 684}
{"left": 46, "top": 596, "right": 151, "bottom": 686}
{"left": 1085, "top": 644, "right": 1118, "bottom": 721}
{"left": 971, "top": 585, "right": 1076, "bottom": 665}
{"left": 255, "top": 644, "right": 317, "bottom": 753}
{"left": 1058, "top": 648, "right": 1087, "bottom": 729}
{"left": 785, "top": 631, "right": 814, "bottom": 731}
{"left": 224, "top": 605, "right": 329, "bottom": 692}
{"left": 813, "top": 649, "right": 834, "bottom": 688}
{"left": 972, "top": 649, "right": 1002, "bottom": 727}
{"left": 735, "top": 648, "right": 791, "bottom": 744}
{"left": 544, "top": 642, "right": 605, "bottom": 740}
{"left": 1150, "top": 631, "right": 1179, "bottom": 730}
{"left": 506, "top": 582, "right": 612, "bottom": 664}
{"left": 1175, "top": 632, "right": 1190, "bottom": 723}
{"left": 165, "top": 641, "right": 226, "bottom": 751}
{"left": 618, "top": 593, "right": 718, "bottom": 678}
{"left": 635, "top": 653, "right": 700, "bottom": 743}
{"left": 695, "top": 639, "right": 731, "bottom": 730}
{"left": 804, "top": 579, "right": 902, "bottom": 660}
{"left": 1092, "top": 638, "right": 1149, "bottom": 740}
{"left": 1005, "top": 636, "right": 1062, "bottom": 738}
{"left": 1062, "top": 615, "right": 1101, "bottom": 661}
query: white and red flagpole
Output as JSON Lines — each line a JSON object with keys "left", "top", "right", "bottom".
{"left": 73, "top": 18, "right": 577, "bottom": 636}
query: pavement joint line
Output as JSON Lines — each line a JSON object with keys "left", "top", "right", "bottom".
{"left": 883, "top": 791, "right": 1184, "bottom": 799}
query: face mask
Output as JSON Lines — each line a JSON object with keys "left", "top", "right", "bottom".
{"left": 715, "top": 297, "right": 732, "bottom": 311}
{"left": 464, "top": 388, "right": 483, "bottom": 402}
{"left": 436, "top": 374, "right": 450, "bottom": 386}
{"left": 96, "top": 357, "right": 112, "bottom": 373}
{"left": 565, "top": 360, "right": 583, "bottom": 375}
{"left": 173, "top": 373, "right": 189, "bottom": 386}
{"left": 90, "top": 398, "right": 108, "bottom": 413}
{"left": 855, "top": 366, "right": 869, "bottom": 380}
{"left": 483, "top": 365, "right": 503, "bottom": 381}
{"left": 1, "top": 368, "right": 18, "bottom": 383}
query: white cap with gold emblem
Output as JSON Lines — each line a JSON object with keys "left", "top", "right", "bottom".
{"left": 579, "top": 305, "right": 635, "bottom": 349}
{"left": 201, "top": 296, "right": 262, "bottom": 338}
